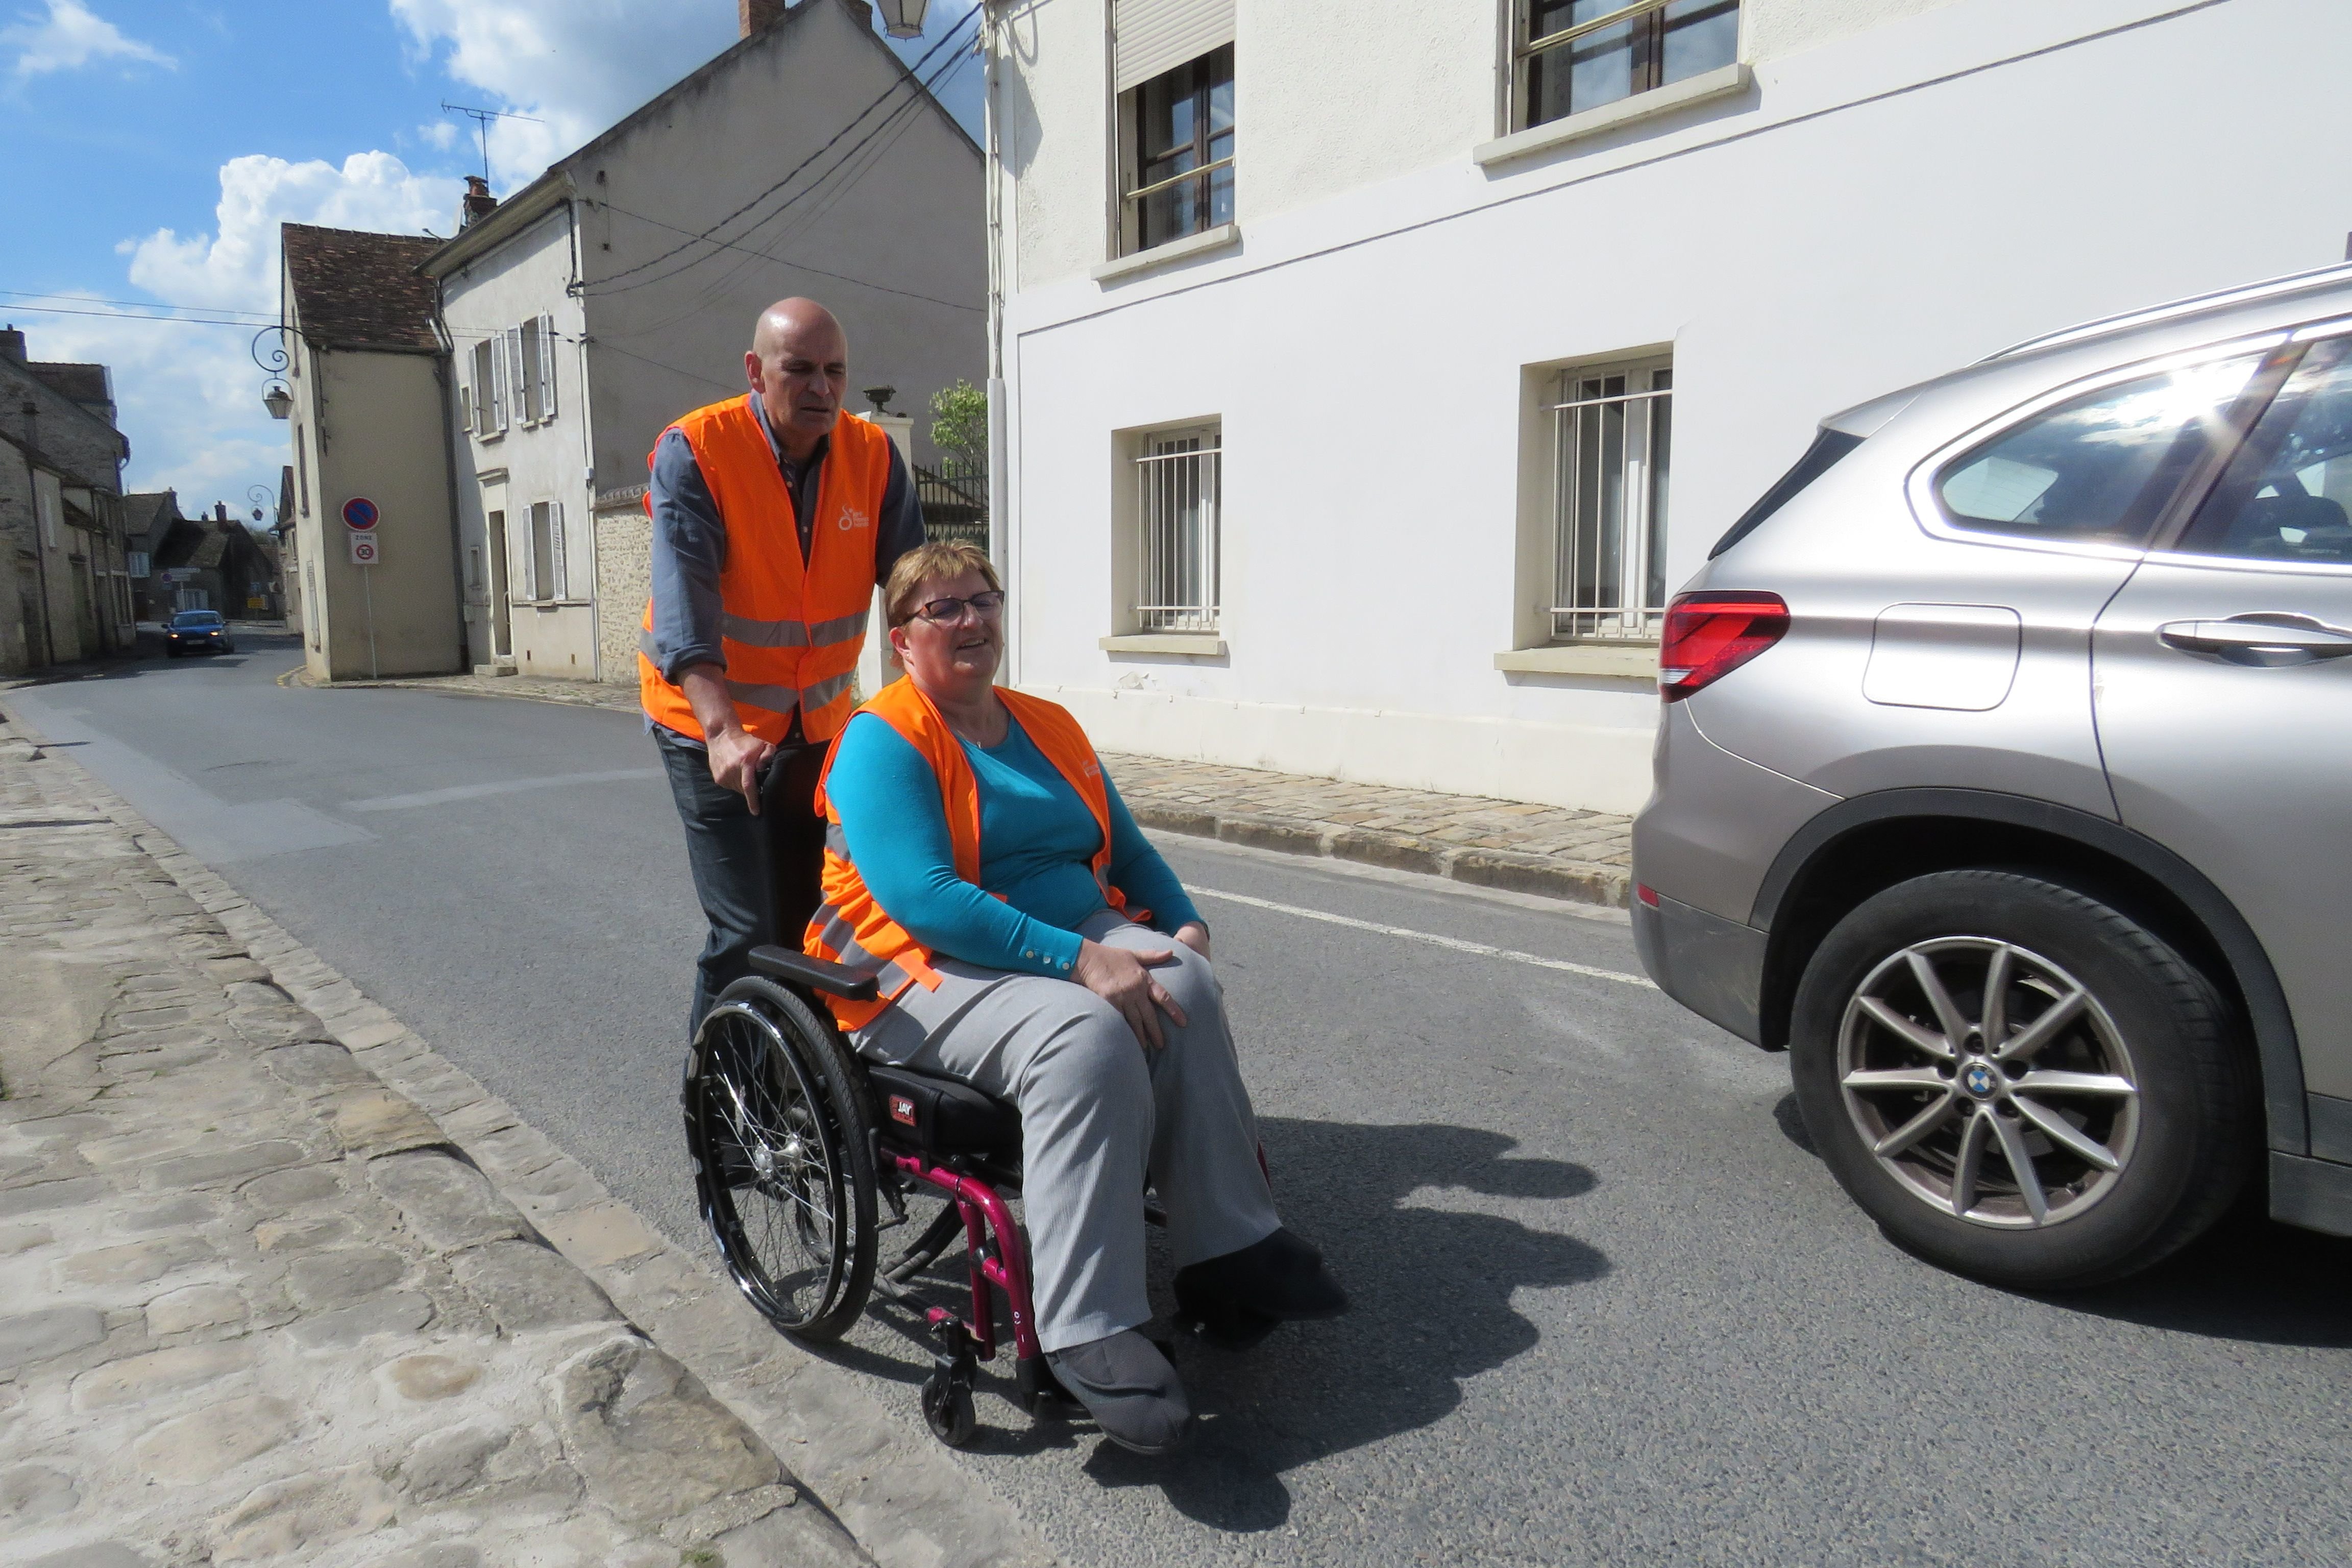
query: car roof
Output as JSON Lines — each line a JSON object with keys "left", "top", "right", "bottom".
{"left": 1978, "top": 260, "right": 2352, "bottom": 362}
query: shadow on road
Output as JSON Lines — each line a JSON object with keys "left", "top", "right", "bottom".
{"left": 1773, "top": 1093, "right": 2352, "bottom": 1350}
{"left": 1071, "top": 1116, "right": 1609, "bottom": 1531}
{"left": 2036, "top": 1207, "right": 2352, "bottom": 1350}
{"left": 10, "top": 625, "right": 299, "bottom": 687}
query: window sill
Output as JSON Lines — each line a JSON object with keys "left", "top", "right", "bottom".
{"left": 1493, "top": 644, "right": 1657, "bottom": 680}
{"left": 1101, "top": 632, "right": 1227, "bottom": 656}
{"left": 1475, "top": 62, "right": 1750, "bottom": 168}
{"left": 1091, "top": 223, "right": 1241, "bottom": 285}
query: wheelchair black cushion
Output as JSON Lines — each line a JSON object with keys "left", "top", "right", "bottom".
{"left": 867, "top": 1063, "right": 1022, "bottom": 1158}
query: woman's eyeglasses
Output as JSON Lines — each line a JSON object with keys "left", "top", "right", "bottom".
{"left": 909, "top": 590, "right": 1005, "bottom": 625}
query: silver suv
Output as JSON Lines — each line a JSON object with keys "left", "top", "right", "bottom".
{"left": 1633, "top": 263, "right": 2352, "bottom": 1288}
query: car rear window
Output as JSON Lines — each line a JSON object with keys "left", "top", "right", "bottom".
{"left": 1933, "top": 355, "right": 2264, "bottom": 546}
{"left": 1709, "top": 428, "right": 1863, "bottom": 558}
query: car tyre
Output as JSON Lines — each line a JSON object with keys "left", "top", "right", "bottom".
{"left": 1790, "top": 869, "right": 2256, "bottom": 1290}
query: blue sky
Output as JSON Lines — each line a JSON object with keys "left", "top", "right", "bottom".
{"left": 0, "top": 0, "right": 982, "bottom": 518}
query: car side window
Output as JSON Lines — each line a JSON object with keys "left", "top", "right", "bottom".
{"left": 1934, "top": 355, "right": 2264, "bottom": 546}
{"left": 2173, "top": 336, "right": 2352, "bottom": 564}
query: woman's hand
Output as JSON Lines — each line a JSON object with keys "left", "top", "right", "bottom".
{"left": 1172, "top": 922, "right": 1211, "bottom": 962}
{"left": 1075, "top": 939, "right": 1188, "bottom": 1050}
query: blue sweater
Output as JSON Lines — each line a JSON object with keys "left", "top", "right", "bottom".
{"left": 826, "top": 712, "right": 1202, "bottom": 978}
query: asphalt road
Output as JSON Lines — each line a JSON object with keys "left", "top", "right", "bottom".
{"left": 13, "top": 631, "right": 2352, "bottom": 1568}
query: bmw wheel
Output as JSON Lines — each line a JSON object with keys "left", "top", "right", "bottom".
{"left": 1790, "top": 870, "right": 2257, "bottom": 1289}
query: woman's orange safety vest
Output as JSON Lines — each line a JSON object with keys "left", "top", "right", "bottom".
{"left": 638, "top": 397, "right": 892, "bottom": 745}
{"left": 804, "top": 678, "right": 1138, "bottom": 1032}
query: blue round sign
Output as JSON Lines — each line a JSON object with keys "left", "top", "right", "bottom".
{"left": 340, "top": 497, "right": 379, "bottom": 530}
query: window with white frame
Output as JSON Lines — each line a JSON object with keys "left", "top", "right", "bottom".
{"left": 1549, "top": 358, "right": 1672, "bottom": 643}
{"left": 520, "top": 314, "right": 558, "bottom": 423}
{"left": 1512, "top": 0, "right": 1739, "bottom": 132}
{"left": 1113, "top": 0, "right": 1234, "bottom": 256}
{"left": 1134, "top": 424, "right": 1220, "bottom": 632}
{"left": 528, "top": 499, "right": 566, "bottom": 600}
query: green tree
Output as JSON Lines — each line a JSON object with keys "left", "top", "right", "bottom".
{"left": 928, "top": 379, "right": 988, "bottom": 476}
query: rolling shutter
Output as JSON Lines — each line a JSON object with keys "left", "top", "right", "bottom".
{"left": 1114, "top": 0, "right": 1233, "bottom": 92}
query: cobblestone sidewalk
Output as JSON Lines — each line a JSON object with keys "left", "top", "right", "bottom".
{"left": 285, "top": 668, "right": 1637, "bottom": 909}
{"left": 0, "top": 710, "right": 1048, "bottom": 1568}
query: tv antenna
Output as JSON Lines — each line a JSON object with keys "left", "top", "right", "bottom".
{"left": 439, "top": 101, "right": 544, "bottom": 188}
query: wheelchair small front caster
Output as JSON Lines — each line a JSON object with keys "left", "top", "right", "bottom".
{"left": 922, "top": 1318, "right": 979, "bottom": 1447}
{"left": 921, "top": 1367, "right": 976, "bottom": 1446}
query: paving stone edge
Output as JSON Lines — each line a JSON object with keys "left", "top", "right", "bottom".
{"left": 1125, "top": 802, "right": 1632, "bottom": 909}
{"left": 0, "top": 700, "right": 1059, "bottom": 1568}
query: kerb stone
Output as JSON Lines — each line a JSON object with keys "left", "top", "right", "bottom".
{"left": 553, "top": 1336, "right": 777, "bottom": 1525}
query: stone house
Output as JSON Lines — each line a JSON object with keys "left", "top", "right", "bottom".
{"left": 279, "top": 224, "right": 464, "bottom": 681}
{"left": 988, "top": 0, "right": 2352, "bottom": 813}
{"left": 0, "top": 327, "right": 132, "bottom": 673}
{"left": 419, "top": 0, "right": 985, "bottom": 684}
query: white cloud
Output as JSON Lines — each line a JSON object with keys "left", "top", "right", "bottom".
{"left": 126, "top": 151, "right": 457, "bottom": 313}
{"left": 390, "top": 0, "right": 736, "bottom": 190}
{"left": 31, "top": 152, "right": 462, "bottom": 509}
{"left": 1, "top": 0, "right": 172, "bottom": 78}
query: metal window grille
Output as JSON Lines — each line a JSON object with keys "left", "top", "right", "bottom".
{"left": 1135, "top": 427, "right": 1220, "bottom": 632}
{"left": 1550, "top": 364, "right": 1672, "bottom": 642}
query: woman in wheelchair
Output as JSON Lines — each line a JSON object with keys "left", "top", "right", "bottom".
{"left": 803, "top": 540, "right": 1346, "bottom": 1454}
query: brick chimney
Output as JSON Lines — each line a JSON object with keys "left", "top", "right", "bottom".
{"left": 740, "top": 0, "right": 787, "bottom": 36}
{"left": 459, "top": 176, "right": 499, "bottom": 231}
{"left": 0, "top": 326, "right": 23, "bottom": 364}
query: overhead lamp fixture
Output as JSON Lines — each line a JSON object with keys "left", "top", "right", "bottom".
{"left": 261, "top": 382, "right": 293, "bottom": 420}
{"left": 876, "top": 0, "right": 929, "bottom": 39}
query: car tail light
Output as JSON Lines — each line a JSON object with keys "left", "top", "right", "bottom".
{"left": 1658, "top": 592, "right": 1788, "bottom": 701}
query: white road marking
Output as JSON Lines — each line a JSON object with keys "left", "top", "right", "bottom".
{"left": 1189, "top": 886, "right": 1658, "bottom": 988}
{"left": 344, "top": 768, "right": 662, "bottom": 813}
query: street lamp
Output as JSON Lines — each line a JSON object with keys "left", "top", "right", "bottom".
{"left": 261, "top": 383, "right": 293, "bottom": 420}
{"left": 876, "top": 0, "right": 928, "bottom": 38}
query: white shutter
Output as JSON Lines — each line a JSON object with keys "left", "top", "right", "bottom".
{"left": 1114, "top": 0, "right": 1233, "bottom": 91}
{"left": 457, "top": 381, "right": 473, "bottom": 435}
{"left": 550, "top": 500, "right": 568, "bottom": 597}
{"left": 538, "top": 314, "right": 559, "bottom": 421}
{"left": 505, "top": 328, "right": 525, "bottom": 431}
{"left": 489, "top": 336, "right": 508, "bottom": 431}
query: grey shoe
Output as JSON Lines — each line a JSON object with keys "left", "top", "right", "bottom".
{"left": 1044, "top": 1330, "right": 1192, "bottom": 1455}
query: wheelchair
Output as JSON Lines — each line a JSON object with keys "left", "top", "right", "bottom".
{"left": 681, "top": 942, "right": 1090, "bottom": 1447}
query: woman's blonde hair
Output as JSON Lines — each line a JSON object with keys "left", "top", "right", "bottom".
{"left": 885, "top": 540, "right": 1002, "bottom": 626}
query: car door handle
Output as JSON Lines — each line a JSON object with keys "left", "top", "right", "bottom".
{"left": 2156, "top": 614, "right": 2352, "bottom": 665}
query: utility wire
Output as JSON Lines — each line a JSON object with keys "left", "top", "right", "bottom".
{"left": 590, "top": 33, "right": 975, "bottom": 305}
{"left": 0, "top": 288, "right": 280, "bottom": 324}
{"left": 595, "top": 201, "right": 980, "bottom": 312}
{"left": 576, "top": 6, "right": 977, "bottom": 296}
{"left": 0, "top": 302, "right": 276, "bottom": 329}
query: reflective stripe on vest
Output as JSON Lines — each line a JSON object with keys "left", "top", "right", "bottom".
{"left": 636, "top": 398, "right": 888, "bottom": 745}
{"left": 801, "top": 680, "right": 1129, "bottom": 1033}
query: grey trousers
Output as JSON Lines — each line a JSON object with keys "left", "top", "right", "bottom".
{"left": 853, "top": 911, "right": 1280, "bottom": 1352}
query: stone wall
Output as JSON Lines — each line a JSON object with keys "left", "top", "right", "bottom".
{"left": 592, "top": 500, "right": 650, "bottom": 687}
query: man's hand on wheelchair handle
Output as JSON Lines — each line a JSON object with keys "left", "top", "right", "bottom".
{"left": 682, "top": 664, "right": 775, "bottom": 813}
{"left": 1076, "top": 939, "right": 1187, "bottom": 1050}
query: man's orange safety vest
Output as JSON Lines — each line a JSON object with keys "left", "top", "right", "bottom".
{"left": 803, "top": 677, "right": 1138, "bottom": 1032}
{"left": 638, "top": 396, "right": 892, "bottom": 745}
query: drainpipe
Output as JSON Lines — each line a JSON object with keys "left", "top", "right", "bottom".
{"left": 565, "top": 189, "right": 602, "bottom": 682}
{"left": 432, "top": 311, "right": 472, "bottom": 672}
{"left": 982, "top": 1, "right": 1013, "bottom": 683}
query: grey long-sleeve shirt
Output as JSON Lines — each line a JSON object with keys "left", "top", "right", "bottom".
{"left": 646, "top": 396, "right": 927, "bottom": 741}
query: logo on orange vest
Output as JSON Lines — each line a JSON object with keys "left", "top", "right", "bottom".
{"left": 837, "top": 505, "right": 870, "bottom": 532}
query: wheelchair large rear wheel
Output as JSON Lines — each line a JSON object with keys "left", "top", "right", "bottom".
{"left": 685, "top": 976, "right": 877, "bottom": 1340}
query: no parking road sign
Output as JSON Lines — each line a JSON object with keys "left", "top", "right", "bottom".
{"left": 348, "top": 533, "right": 379, "bottom": 566}
{"left": 340, "top": 497, "right": 380, "bottom": 531}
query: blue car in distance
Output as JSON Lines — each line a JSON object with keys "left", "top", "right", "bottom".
{"left": 164, "top": 610, "right": 233, "bottom": 657}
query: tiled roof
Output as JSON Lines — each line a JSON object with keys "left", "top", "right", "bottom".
{"left": 282, "top": 224, "right": 443, "bottom": 352}
{"left": 122, "top": 491, "right": 179, "bottom": 541}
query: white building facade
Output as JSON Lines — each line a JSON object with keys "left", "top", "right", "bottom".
{"left": 430, "top": 0, "right": 985, "bottom": 684}
{"left": 985, "top": 0, "right": 2352, "bottom": 813}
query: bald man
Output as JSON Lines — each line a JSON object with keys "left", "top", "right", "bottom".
{"left": 640, "top": 299, "right": 927, "bottom": 1033}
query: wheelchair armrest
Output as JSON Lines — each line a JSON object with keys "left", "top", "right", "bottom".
{"left": 749, "top": 945, "right": 879, "bottom": 1001}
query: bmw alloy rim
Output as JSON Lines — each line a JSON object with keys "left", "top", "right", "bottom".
{"left": 1837, "top": 937, "right": 2140, "bottom": 1229}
